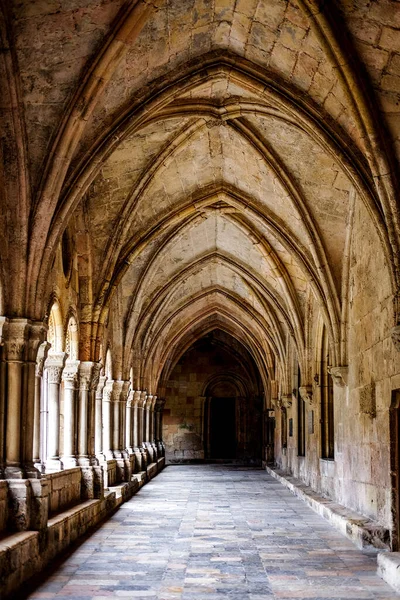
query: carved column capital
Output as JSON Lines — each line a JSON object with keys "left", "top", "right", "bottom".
{"left": 78, "top": 360, "right": 100, "bottom": 392}
{"left": 299, "top": 385, "right": 313, "bottom": 405}
{"left": 27, "top": 321, "right": 48, "bottom": 361}
{"left": 112, "top": 380, "right": 124, "bottom": 402}
{"left": 280, "top": 393, "right": 292, "bottom": 409}
{"left": 327, "top": 366, "right": 349, "bottom": 387}
{"left": 45, "top": 352, "right": 67, "bottom": 384}
{"left": 120, "top": 381, "right": 131, "bottom": 404}
{"left": 132, "top": 390, "right": 141, "bottom": 407}
{"left": 35, "top": 341, "right": 51, "bottom": 377}
{"left": 96, "top": 375, "right": 107, "bottom": 398}
{"left": 103, "top": 380, "right": 114, "bottom": 402}
{"left": 138, "top": 391, "right": 147, "bottom": 408}
{"left": 90, "top": 362, "right": 102, "bottom": 391}
{"left": 146, "top": 394, "right": 154, "bottom": 410}
{"left": 62, "top": 360, "right": 80, "bottom": 388}
{"left": 3, "top": 318, "right": 30, "bottom": 362}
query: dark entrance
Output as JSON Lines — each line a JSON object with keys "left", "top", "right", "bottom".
{"left": 209, "top": 397, "right": 236, "bottom": 459}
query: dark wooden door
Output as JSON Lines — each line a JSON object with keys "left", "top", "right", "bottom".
{"left": 210, "top": 397, "right": 236, "bottom": 459}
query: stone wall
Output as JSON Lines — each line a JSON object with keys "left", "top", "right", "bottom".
{"left": 273, "top": 197, "right": 400, "bottom": 530}
{"left": 164, "top": 333, "right": 263, "bottom": 464}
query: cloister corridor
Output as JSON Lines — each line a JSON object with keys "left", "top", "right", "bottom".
{"left": 22, "top": 465, "right": 399, "bottom": 600}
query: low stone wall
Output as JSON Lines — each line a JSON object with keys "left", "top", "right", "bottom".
{"left": 46, "top": 468, "right": 82, "bottom": 515}
{"left": 103, "top": 459, "right": 117, "bottom": 488}
{"left": 0, "top": 460, "right": 165, "bottom": 599}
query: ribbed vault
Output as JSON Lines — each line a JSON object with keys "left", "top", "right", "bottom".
{"left": 1, "top": 0, "right": 399, "bottom": 399}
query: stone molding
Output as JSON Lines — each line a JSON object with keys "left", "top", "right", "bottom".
{"left": 62, "top": 360, "right": 80, "bottom": 386}
{"left": 299, "top": 386, "right": 313, "bottom": 405}
{"left": 132, "top": 390, "right": 141, "bottom": 406}
{"left": 112, "top": 380, "right": 124, "bottom": 402}
{"left": 280, "top": 393, "right": 292, "bottom": 408}
{"left": 328, "top": 366, "right": 349, "bottom": 387}
{"left": 103, "top": 380, "right": 114, "bottom": 402}
{"left": 45, "top": 352, "right": 67, "bottom": 384}
{"left": 35, "top": 341, "right": 51, "bottom": 378}
{"left": 78, "top": 361, "right": 94, "bottom": 391}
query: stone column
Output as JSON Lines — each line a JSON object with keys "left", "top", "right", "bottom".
{"left": 155, "top": 397, "right": 166, "bottom": 457}
{"left": 33, "top": 341, "right": 50, "bottom": 471}
{"left": 24, "top": 322, "right": 48, "bottom": 478}
{"left": 144, "top": 394, "right": 155, "bottom": 463}
{"left": 61, "top": 360, "right": 80, "bottom": 469}
{"left": 112, "top": 380, "right": 124, "bottom": 459}
{"left": 138, "top": 391, "right": 148, "bottom": 469}
{"left": 150, "top": 395, "right": 158, "bottom": 459}
{"left": 95, "top": 375, "right": 107, "bottom": 458}
{"left": 102, "top": 380, "right": 114, "bottom": 460}
{"left": 88, "top": 363, "right": 101, "bottom": 466}
{"left": 126, "top": 390, "right": 134, "bottom": 454}
{"left": 132, "top": 390, "right": 142, "bottom": 471}
{"left": 44, "top": 352, "right": 66, "bottom": 472}
{"left": 120, "top": 381, "right": 130, "bottom": 456}
{"left": 3, "top": 319, "right": 29, "bottom": 478}
{"left": 77, "top": 361, "right": 93, "bottom": 466}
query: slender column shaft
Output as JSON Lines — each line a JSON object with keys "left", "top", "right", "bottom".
{"left": 44, "top": 352, "right": 65, "bottom": 472}
{"left": 62, "top": 361, "right": 79, "bottom": 468}
{"left": 102, "top": 381, "right": 114, "bottom": 459}
{"left": 112, "top": 381, "right": 124, "bottom": 458}
{"left": 33, "top": 373, "right": 42, "bottom": 464}
{"left": 126, "top": 391, "right": 133, "bottom": 452}
{"left": 77, "top": 362, "right": 93, "bottom": 466}
{"left": 95, "top": 376, "right": 107, "bottom": 456}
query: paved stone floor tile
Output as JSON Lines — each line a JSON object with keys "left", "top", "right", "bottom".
{"left": 24, "top": 466, "right": 400, "bottom": 600}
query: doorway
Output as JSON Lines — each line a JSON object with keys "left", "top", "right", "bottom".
{"left": 208, "top": 397, "right": 236, "bottom": 459}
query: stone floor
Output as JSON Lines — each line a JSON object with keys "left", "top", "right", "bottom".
{"left": 24, "top": 465, "right": 400, "bottom": 600}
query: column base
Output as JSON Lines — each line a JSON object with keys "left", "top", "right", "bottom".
{"left": 23, "top": 463, "right": 41, "bottom": 479}
{"left": 133, "top": 448, "right": 143, "bottom": 472}
{"left": 4, "top": 465, "right": 25, "bottom": 479}
{"left": 139, "top": 446, "right": 148, "bottom": 469}
{"left": 45, "top": 458, "right": 63, "bottom": 473}
{"left": 150, "top": 442, "right": 158, "bottom": 460}
{"left": 77, "top": 456, "right": 91, "bottom": 466}
{"left": 62, "top": 457, "right": 78, "bottom": 469}
{"left": 102, "top": 450, "right": 115, "bottom": 461}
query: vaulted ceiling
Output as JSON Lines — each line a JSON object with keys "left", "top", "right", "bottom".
{"left": 1, "top": 0, "right": 399, "bottom": 392}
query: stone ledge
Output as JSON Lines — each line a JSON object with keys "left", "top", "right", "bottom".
{"left": 147, "top": 462, "right": 158, "bottom": 480}
{"left": 157, "top": 456, "right": 165, "bottom": 471}
{"left": 377, "top": 552, "right": 400, "bottom": 592}
{"left": 133, "top": 471, "right": 147, "bottom": 487}
{"left": 266, "top": 466, "right": 390, "bottom": 551}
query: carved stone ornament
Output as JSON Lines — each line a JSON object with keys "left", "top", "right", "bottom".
{"left": 327, "top": 366, "right": 349, "bottom": 387}
{"left": 47, "top": 365, "right": 64, "bottom": 384}
{"left": 35, "top": 341, "right": 51, "bottom": 377}
{"left": 132, "top": 390, "right": 141, "bottom": 406}
{"left": 146, "top": 395, "right": 154, "bottom": 411}
{"left": 139, "top": 391, "right": 147, "bottom": 408}
{"left": 4, "top": 319, "right": 30, "bottom": 361}
{"left": 299, "top": 385, "right": 313, "bottom": 405}
{"left": 96, "top": 375, "right": 107, "bottom": 398}
{"left": 112, "top": 380, "right": 124, "bottom": 402}
{"left": 90, "top": 362, "right": 102, "bottom": 392}
{"left": 391, "top": 326, "right": 400, "bottom": 352}
{"left": 281, "top": 393, "right": 292, "bottom": 409}
{"left": 103, "top": 380, "right": 114, "bottom": 402}
{"left": 78, "top": 361, "right": 94, "bottom": 391}
{"left": 126, "top": 390, "right": 134, "bottom": 407}
{"left": 62, "top": 360, "right": 80, "bottom": 385}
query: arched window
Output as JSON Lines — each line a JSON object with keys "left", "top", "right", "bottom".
{"left": 321, "top": 326, "right": 334, "bottom": 459}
